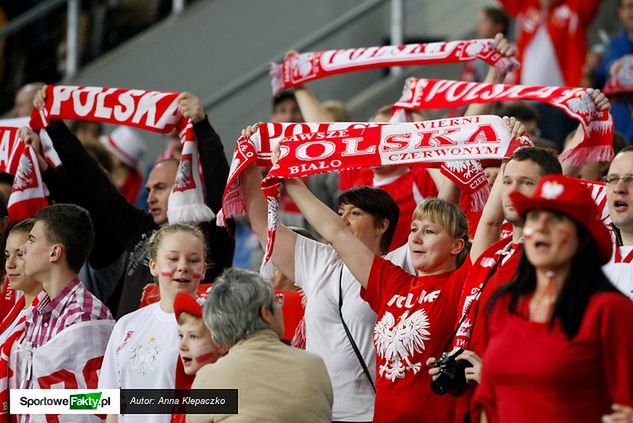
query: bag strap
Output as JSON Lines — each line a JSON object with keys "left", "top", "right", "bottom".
{"left": 338, "top": 268, "right": 376, "bottom": 393}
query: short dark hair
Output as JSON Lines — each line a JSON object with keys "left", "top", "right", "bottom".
{"left": 336, "top": 186, "right": 399, "bottom": 254}
{"left": 272, "top": 90, "right": 297, "bottom": 112}
{"left": 33, "top": 204, "right": 95, "bottom": 273}
{"left": 0, "top": 190, "right": 7, "bottom": 219}
{"left": 508, "top": 147, "right": 562, "bottom": 176}
{"left": 482, "top": 6, "right": 510, "bottom": 36}
{"left": 498, "top": 101, "right": 540, "bottom": 123}
{"left": 9, "top": 218, "right": 35, "bottom": 235}
{"left": 613, "top": 132, "right": 629, "bottom": 155}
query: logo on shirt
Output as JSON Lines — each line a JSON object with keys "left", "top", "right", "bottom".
{"left": 386, "top": 289, "right": 440, "bottom": 309}
{"left": 374, "top": 309, "right": 430, "bottom": 382}
{"left": 129, "top": 337, "right": 161, "bottom": 375}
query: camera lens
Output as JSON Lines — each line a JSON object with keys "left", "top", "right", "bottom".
{"left": 430, "top": 359, "right": 473, "bottom": 395}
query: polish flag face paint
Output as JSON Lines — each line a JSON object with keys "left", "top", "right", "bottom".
{"left": 523, "top": 226, "right": 534, "bottom": 240}
{"left": 194, "top": 347, "right": 221, "bottom": 364}
{"left": 160, "top": 268, "right": 175, "bottom": 278}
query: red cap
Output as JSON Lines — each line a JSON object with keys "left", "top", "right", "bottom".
{"left": 604, "top": 55, "right": 633, "bottom": 96}
{"left": 173, "top": 292, "right": 203, "bottom": 321}
{"left": 509, "top": 174, "right": 612, "bottom": 264}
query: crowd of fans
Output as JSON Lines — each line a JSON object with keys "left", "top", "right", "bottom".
{"left": 0, "top": 1, "right": 633, "bottom": 422}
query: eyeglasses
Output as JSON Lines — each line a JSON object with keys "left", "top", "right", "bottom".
{"left": 602, "top": 175, "right": 633, "bottom": 187}
{"left": 274, "top": 293, "right": 284, "bottom": 308}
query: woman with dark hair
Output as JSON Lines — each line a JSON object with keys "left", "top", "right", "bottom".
{"left": 475, "top": 174, "right": 633, "bottom": 423}
{"left": 242, "top": 162, "right": 407, "bottom": 423}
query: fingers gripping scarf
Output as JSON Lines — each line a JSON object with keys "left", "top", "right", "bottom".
{"left": 220, "top": 116, "right": 528, "bottom": 261}
{"left": 28, "top": 85, "right": 214, "bottom": 224}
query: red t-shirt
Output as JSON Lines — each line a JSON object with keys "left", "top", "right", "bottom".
{"left": 361, "top": 256, "right": 470, "bottom": 423}
{"left": 475, "top": 292, "right": 633, "bottom": 423}
{"left": 339, "top": 168, "right": 438, "bottom": 251}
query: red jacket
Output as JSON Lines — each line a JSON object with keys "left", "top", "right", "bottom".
{"left": 499, "top": 0, "right": 600, "bottom": 87}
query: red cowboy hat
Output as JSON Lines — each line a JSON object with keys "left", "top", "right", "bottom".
{"left": 173, "top": 292, "right": 203, "bottom": 321}
{"left": 509, "top": 174, "right": 612, "bottom": 264}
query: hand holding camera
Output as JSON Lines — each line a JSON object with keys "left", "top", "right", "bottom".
{"left": 428, "top": 348, "right": 481, "bottom": 395}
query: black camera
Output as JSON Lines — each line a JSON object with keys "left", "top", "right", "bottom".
{"left": 430, "top": 348, "right": 473, "bottom": 395}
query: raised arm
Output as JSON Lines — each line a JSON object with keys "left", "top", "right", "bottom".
{"left": 283, "top": 177, "right": 375, "bottom": 288}
{"left": 33, "top": 85, "right": 153, "bottom": 269}
{"left": 285, "top": 50, "right": 335, "bottom": 123}
{"left": 242, "top": 163, "right": 298, "bottom": 281}
{"left": 464, "top": 33, "right": 515, "bottom": 117}
{"left": 560, "top": 89, "right": 611, "bottom": 177}
{"left": 470, "top": 160, "right": 506, "bottom": 262}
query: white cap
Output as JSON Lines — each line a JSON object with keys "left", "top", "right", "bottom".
{"left": 100, "top": 126, "right": 147, "bottom": 168}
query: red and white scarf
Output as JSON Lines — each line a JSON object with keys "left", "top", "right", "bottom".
{"left": 393, "top": 77, "right": 614, "bottom": 165}
{"left": 0, "top": 117, "right": 61, "bottom": 225}
{"left": 387, "top": 111, "right": 504, "bottom": 214}
{"left": 0, "top": 296, "right": 38, "bottom": 422}
{"left": 29, "top": 85, "right": 214, "bottom": 224}
{"left": 271, "top": 38, "right": 519, "bottom": 95}
{"left": 218, "top": 119, "right": 530, "bottom": 226}
{"left": 254, "top": 115, "right": 527, "bottom": 260}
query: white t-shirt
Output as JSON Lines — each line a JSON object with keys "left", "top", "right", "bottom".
{"left": 294, "top": 237, "right": 413, "bottom": 421}
{"left": 521, "top": 25, "right": 565, "bottom": 87}
{"left": 603, "top": 245, "right": 633, "bottom": 301}
{"left": 99, "top": 302, "right": 179, "bottom": 423}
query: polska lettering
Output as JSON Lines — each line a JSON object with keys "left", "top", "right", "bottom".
{"left": 0, "top": 127, "right": 24, "bottom": 174}
{"left": 397, "top": 78, "right": 570, "bottom": 109}
{"left": 46, "top": 86, "right": 179, "bottom": 131}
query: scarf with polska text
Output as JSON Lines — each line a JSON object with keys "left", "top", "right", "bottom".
{"left": 270, "top": 38, "right": 519, "bottom": 96}
{"left": 29, "top": 85, "right": 214, "bottom": 224}
{"left": 393, "top": 78, "right": 614, "bottom": 165}
{"left": 387, "top": 110, "right": 509, "bottom": 214}
{"left": 254, "top": 115, "right": 529, "bottom": 260}
{"left": 217, "top": 119, "right": 530, "bottom": 229}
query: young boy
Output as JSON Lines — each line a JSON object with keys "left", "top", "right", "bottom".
{"left": 172, "top": 292, "right": 224, "bottom": 422}
{"left": 174, "top": 292, "right": 225, "bottom": 378}
{"left": 15, "top": 204, "right": 114, "bottom": 421}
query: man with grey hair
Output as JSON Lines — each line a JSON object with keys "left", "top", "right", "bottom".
{"left": 191, "top": 268, "right": 333, "bottom": 423}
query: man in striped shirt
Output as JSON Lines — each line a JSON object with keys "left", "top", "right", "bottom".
{"left": 19, "top": 204, "right": 113, "bottom": 389}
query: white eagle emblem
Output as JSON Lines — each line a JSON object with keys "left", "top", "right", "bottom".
{"left": 129, "top": 338, "right": 162, "bottom": 375}
{"left": 456, "top": 318, "right": 473, "bottom": 338}
{"left": 541, "top": 181, "right": 564, "bottom": 199}
{"left": 374, "top": 309, "right": 431, "bottom": 382}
